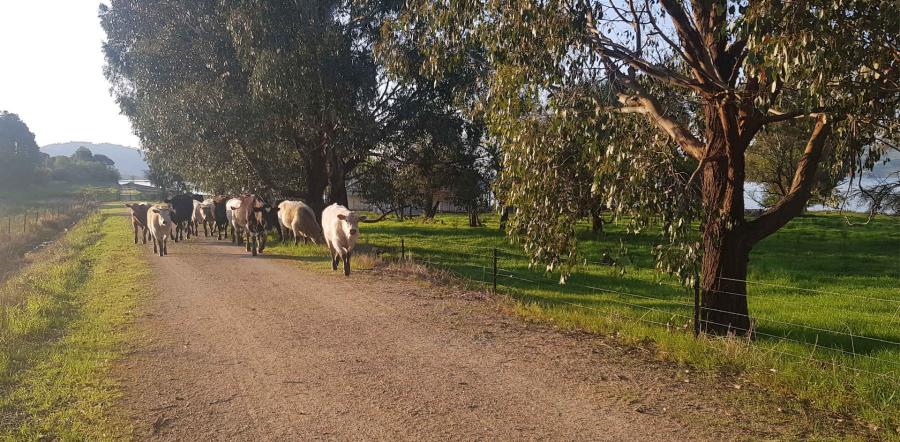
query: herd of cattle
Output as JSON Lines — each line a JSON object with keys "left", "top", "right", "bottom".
{"left": 125, "top": 195, "right": 367, "bottom": 275}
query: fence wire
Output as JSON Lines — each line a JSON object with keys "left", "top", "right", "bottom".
{"left": 396, "top": 239, "right": 899, "bottom": 384}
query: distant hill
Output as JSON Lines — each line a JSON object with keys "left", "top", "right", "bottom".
{"left": 41, "top": 142, "right": 147, "bottom": 179}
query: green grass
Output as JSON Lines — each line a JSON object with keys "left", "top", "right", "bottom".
{"left": 266, "top": 212, "right": 900, "bottom": 434}
{"left": 0, "top": 206, "right": 148, "bottom": 439}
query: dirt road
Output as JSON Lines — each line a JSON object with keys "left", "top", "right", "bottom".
{"left": 117, "top": 235, "right": 789, "bottom": 440}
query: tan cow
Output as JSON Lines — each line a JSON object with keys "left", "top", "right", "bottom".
{"left": 278, "top": 200, "right": 324, "bottom": 245}
{"left": 147, "top": 205, "right": 175, "bottom": 257}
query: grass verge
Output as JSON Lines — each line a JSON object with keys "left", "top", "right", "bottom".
{"left": 0, "top": 206, "right": 148, "bottom": 439}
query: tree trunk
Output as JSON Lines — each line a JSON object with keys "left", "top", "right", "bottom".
{"left": 327, "top": 146, "right": 348, "bottom": 207}
{"left": 590, "top": 205, "right": 604, "bottom": 233}
{"left": 699, "top": 216, "right": 751, "bottom": 335}
{"left": 424, "top": 198, "right": 439, "bottom": 219}
{"left": 468, "top": 208, "right": 481, "bottom": 227}
{"left": 304, "top": 147, "right": 328, "bottom": 220}
{"left": 698, "top": 135, "right": 751, "bottom": 335}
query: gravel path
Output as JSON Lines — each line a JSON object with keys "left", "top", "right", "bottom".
{"left": 116, "top": 234, "right": 792, "bottom": 440}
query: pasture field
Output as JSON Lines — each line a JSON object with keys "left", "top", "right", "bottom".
{"left": 0, "top": 206, "right": 146, "bottom": 439}
{"left": 266, "top": 211, "right": 900, "bottom": 432}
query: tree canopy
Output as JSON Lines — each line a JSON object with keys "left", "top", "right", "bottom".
{"left": 0, "top": 111, "right": 42, "bottom": 189}
{"left": 101, "top": 0, "right": 493, "bottom": 216}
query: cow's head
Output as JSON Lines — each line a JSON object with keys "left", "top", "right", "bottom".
{"left": 336, "top": 212, "right": 367, "bottom": 239}
{"left": 254, "top": 205, "right": 280, "bottom": 230}
{"left": 192, "top": 193, "right": 205, "bottom": 202}
{"left": 200, "top": 203, "right": 214, "bottom": 218}
{"left": 152, "top": 207, "right": 174, "bottom": 226}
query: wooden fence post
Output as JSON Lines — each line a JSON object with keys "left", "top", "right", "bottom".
{"left": 693, "top": 271, "right": 701, "bottom": 337}
{"left": 492, "top": 248, "right": 498, "bottom": 295}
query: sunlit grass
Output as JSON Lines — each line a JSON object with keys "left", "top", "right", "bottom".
{"left": 0, "top": 206, "right": 148, "bottom": 439}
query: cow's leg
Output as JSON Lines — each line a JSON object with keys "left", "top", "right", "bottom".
{"left": 330, "top": 249, "right": 339, "bottom": 271}
{"left": 162, "top": 237, "right": 167, "bottom": 256}
{"left": 251, "top": 233, "right": 258, "bottom": 256}
{"left": 152, "top": 235, "right": 158, "bottom": 254}
{"left": 142, "top": 227, "right": 148, "bottom": 244}
{"left": 258, "top": 233, "right": 267, "bottom": 254}
{"left": 343, "top": 253, "right": 351, "bottom": 276}
{"left": 133, "top": 224, "right": 139, "bottom": 244}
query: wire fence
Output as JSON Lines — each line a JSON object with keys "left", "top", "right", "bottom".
{"left": 366, "top": 238, "right": 900, "bottom": 385}
{"left": 0, "top": 198, "right": 102, "bottom": 246}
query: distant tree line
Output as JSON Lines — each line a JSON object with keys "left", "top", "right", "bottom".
{"left": 0, "top": 111, "right": 120, "bottom": 189}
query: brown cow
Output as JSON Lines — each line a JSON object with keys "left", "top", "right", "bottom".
{"left": 125, "top": 203, "right": 151, "bottom": 244}
{"left": 229, "top": 195, "right": 279, "bottom": 256}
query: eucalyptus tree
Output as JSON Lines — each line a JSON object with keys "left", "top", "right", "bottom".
{"left": 0, "top": 111, "right": 42, "bottom": 189}
{"left": 397, "top": 0, "right": 899, "bottom": 334}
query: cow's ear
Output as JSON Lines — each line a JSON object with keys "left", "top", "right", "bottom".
{"left": 337, "top": 214, "right": 347, "bottom": 220}
{"left": 152, "top": 209, "right": 160, "bottom": 213}
{"left": 164, "top": 198, "right": 171, "bottom": 203}
{"left": 358, "top": 215, "right": 367, "bottom": 222}
{"left": 125, "top": 204, "right": 133, "bottom": 208}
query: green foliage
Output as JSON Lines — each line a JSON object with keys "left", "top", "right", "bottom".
{"left": 0, "top": 111, "right": 43, "bottom": 189}
{"left": 45, "top": 147, "right": 120, "bottom": 184}
{"left": 101, "top": 0, "right": 478, "bottom": 209}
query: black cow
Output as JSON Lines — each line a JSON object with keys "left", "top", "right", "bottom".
{"left": 230, "top": 194, "right": 279, "bottom": 256}
{"left": 165, "top": 194, "right": 204, "bottom": 242}
{"left": 212, "top": 195, "right": 231, "bottom": 240}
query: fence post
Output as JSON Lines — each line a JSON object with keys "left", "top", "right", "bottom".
{"left": 693, "top": 272, "right": 701, "bottom": 337}
{"left": 400, "top": 238, "right": 405, "bottom": 261}
{"left": 492, "top": 248, "right": 498, "bottom": 294}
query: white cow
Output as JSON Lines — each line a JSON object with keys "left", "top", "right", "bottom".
{"left": 322, "top": 203, "right": 366, "bottom": 276}
{"left": 198, "top": 199, "right": 216, "bottom": 237}
{"left": 147, "top": 205, "right": 175, "bottom": 257}
{"left": 225, "top": 197, "right": 243, "bottom": 244}
{"left": 278, "top": 200, "right": 324, "bottom": 245}
{"left": 191, "top": 199, "right": 204, "bottom": 237}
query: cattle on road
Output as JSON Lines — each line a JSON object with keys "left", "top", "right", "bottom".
{"left": 322, "top": 203, "right": 366, "bottom": 276}
{"left": 230, "top": 195, "right": 279, "bottom": 256}
{"left": 147, "top": 205, "right": 175, "bottom": 257}
{"left": 278, "top": 200, "right": 323, "bottom": 245}
{"left": 125, "top": 203, "right": 151, "bottom": 245}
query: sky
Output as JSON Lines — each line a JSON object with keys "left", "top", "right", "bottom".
{"left": 0, "top": 1, "right": 139, "bottom": 148}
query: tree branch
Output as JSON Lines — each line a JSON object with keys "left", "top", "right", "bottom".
{"left": 746, "top": 115, "right": 834, "bottom": 244}
{"left": 615, "top": 89, "right": 705, "bottom": 160}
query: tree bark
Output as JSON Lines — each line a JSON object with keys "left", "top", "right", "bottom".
{"left": 590, "top": 204, "right": 604, "bottom": 233}
{"left": 304, "top": 145, "right": 328, "bottom": 220}
{"left": 699, "top": 108, "right": 752, "bottom": 336}
{"left": 327, "top": 145, "right": 348, "bottom": 207}
{"left": 424, "top": 200, "right": 440, "bottom": 219}
{"left": 468, "top": 208, "right": 481, "bottom": 227}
